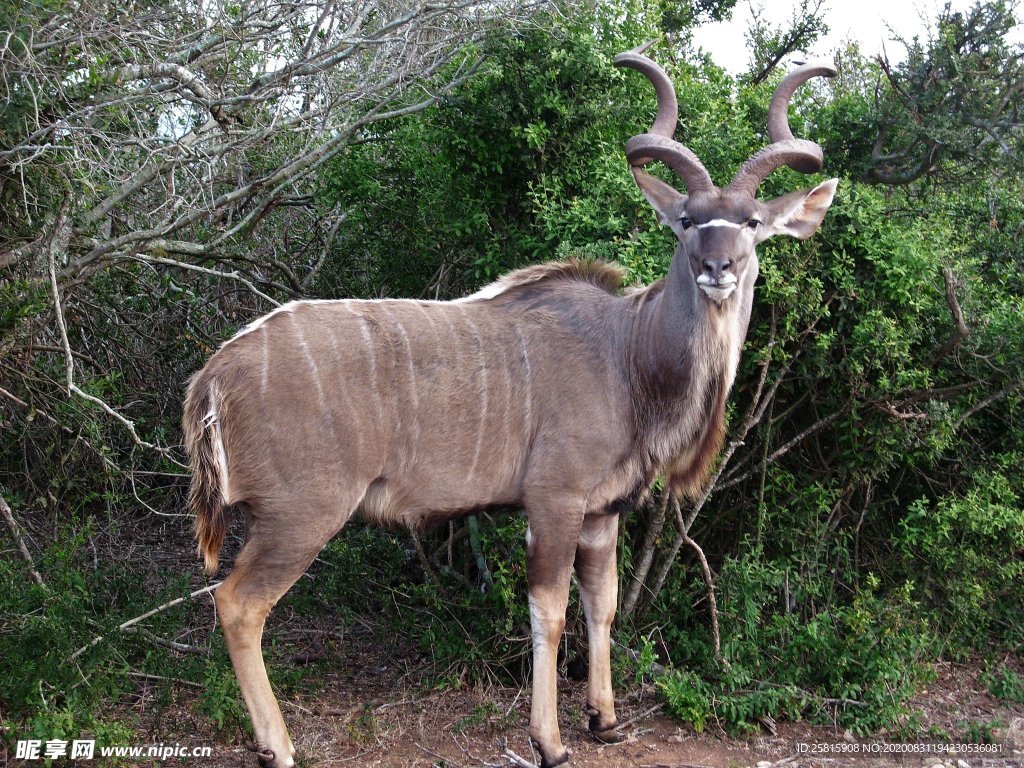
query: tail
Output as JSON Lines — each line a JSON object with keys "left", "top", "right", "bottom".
{"left": 183, "top": 375, "right": 229, "bottom": 574}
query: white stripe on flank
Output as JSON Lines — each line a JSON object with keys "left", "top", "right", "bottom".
{"left": 459, "top": 306, "right": 488, "bottom": 480}
{"left": 379, "top": 305, "right": 421, "bottom": 464}
{"left": 346, "top": 305, "right": 385, "bottom": 426}
{"left": 291, "top": 315, "right": 336, "bottom": 440}
{"left": 431, "top": 305, "right": 462, "bottom": 449}
{"left": 260, "top": 324, "right": 270, "bottom": 396}
{"left": 324, "top": 320, "right": 363, "bottom": 459}
{"left": 696, "top": 218, "right": 743, "bottom": 229}
{"left": 513, "top": 325, "right": 533, "bottom": 434}
{"left": 410, "top": 301, "right": 439, "bottom": 336}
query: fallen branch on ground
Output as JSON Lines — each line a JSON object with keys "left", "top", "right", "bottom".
{"left": 503, "top": 749, "right": 539, "bottom": 768}
{"left": 618, "top": 702, "right": 665, "bottom": 731}
{"left": 71, "top": 581, "right": 222, "bottom": 660}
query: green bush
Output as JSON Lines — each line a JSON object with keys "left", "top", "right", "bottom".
{"left": 897, "top": 461, "right": 1024, "bottom": 647}
{"left": 655, "top": 556, "right": 931, "bottom": 735}
{"left": 981, "top": 664, "right": 1024, "bottom": 705}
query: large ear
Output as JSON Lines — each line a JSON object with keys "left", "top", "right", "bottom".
{"left": 632, "top": 167, "right": 686, "bottom": 226}
{"left": 765, "top": 178, "right": 838, "bottom": 239}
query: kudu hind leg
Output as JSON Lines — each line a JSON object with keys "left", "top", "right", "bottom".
{"left": 215, "top": 513, "right": 346, "bottom": 767}
{"left": 574, "top": 514, "right": 621, "bottom": 742}
{"left": 525, "top": 510, "right": 582, "bottom": 768}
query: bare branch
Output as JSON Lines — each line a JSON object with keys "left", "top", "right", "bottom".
{"left": 932, "top": 267, "right": 971, "bottom": 367}
{"left": 621, "top": 492, "right": 669, "bottom": 618}
{"left": 717, "top": 407, "right": 846, "bottom": 491}
{"left": 673, "top": 497, "right": 725, "bottom": 666}
{"left": 953, "top": 382, "right": 1020, "bottom": 431}
{"left": 1, "top": 493, "right": 46, "bottom": 589}
{"left": 71, "top": 581, "right": 223, "bottom": 661}
{"left": 6, "top": 0, "right": 547, "bottom": 288}
{"left": 46, "top": 204, "right": 179, "bottom": 461}
{"left": 503, "top": 749, "right": 539, "bottom": 768}
{"left": 132, "top": 253, "right": 282, "bottom": 307}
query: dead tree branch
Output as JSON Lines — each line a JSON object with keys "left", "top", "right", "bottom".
{"left": 71, "top": 581, "right": 223, "bottom": 661}
{"left": 953, "top": 382, "right": 1020, "bottom": 431}
{"left": 46, "top": 203, "right": 179, "bottom": 461}
{"left": 1, "top": 493, "right": 46, "bottom": 588}
{"left": 621, "top": 492, "right": 669, "bottom": 617}
{"left": 932, "top": 267, "right": 970, "bottom": 367}
{"left": 672, "top": 497, "right": 725, "bottom": 666}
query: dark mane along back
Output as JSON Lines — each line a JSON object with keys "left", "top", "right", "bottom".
{"left": 481, "top": 258, "right": 626, "bottom": 298}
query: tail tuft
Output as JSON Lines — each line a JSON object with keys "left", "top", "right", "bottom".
{"left": 183, "top": 377, "right": 228, "bottom": 574}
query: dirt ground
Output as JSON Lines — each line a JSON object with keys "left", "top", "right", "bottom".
{"left": 131, "top": 638, "right": 1022, "bottom": 768}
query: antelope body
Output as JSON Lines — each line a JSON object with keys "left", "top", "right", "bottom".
{"left": 184, "top": 46, "right": 837, "bottom": 768}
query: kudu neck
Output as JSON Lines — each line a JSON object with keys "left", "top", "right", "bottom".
{"left": 650, "top": 249, "right": 739, "bottom": 355}
{"left": 624, "top": 246, "right": 753, "bottom": 407}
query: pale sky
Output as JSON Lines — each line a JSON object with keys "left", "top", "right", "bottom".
{"left": 692, "top": 0, "right": 1019, "bottom": 73}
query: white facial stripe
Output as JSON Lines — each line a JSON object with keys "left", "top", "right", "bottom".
{"left": 695, "top": 219, "right": 743, "bottom": 229}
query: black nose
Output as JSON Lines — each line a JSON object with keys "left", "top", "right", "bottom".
{"left": 702, "top": 258, "right": 733, "bottom": 277}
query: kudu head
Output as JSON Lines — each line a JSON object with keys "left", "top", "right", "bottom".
{"left": 616, "top": 43, "right": 838, "bottom": 303}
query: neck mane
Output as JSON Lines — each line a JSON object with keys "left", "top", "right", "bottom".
{"left": 626, "top": 251, "right": 752, "bottom": 497}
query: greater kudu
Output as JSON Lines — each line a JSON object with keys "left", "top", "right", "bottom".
{"left": 184, "top": 45, "right": 837, "bottom": 767}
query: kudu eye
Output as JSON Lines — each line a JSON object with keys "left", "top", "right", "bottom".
{"left": 680, "top": 217, "right": 693, "bottom": 230}
{"left": 746, "top": 219, "right": 761, "bottom": 230}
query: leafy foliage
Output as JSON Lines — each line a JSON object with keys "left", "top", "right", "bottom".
{"left": 861, "top": 0, "right": 1024, "bottom": 185}
{"left": 1, "top": 0, "right": 1022, "bottom": 753}
{"left": 981, "top": 664, "right": 1024, "bottom": 705}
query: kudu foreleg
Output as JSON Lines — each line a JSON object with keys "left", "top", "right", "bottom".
{"left": 525, "top": 510, "right": 582, "bottom": 768}
{"left": 575, "top": 514, "right": 621, "bottom": 742}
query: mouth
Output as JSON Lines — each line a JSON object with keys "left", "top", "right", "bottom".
{"left": 697, "top": 275, "right": 737, "bottom": 301}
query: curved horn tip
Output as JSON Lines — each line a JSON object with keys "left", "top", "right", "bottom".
{"left": 632, "top": 38, "right": 661, "bottom": 55}
{"left": 792, "top": 58, "right": 838, "bottom": 78}
{"left": 789, "top": 157, "right": 824, "bottom": 174}
{"left": 614, "top": 38, "right": 661, "bottom": 65}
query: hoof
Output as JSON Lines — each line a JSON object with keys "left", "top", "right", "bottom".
{"left": 245, "top": 741, "right": 277, "bottom": 766}
{"left": 587, "top": 709, "right": 622, "bottom": 743}
{"left": 590, "top": 723, "right": 623, "bottom": 744}
{"left": 531, "top": 739, "right": 570, "bottom": 768}
{"left": 540, "top": 750, "right": 570, "bottom": 768}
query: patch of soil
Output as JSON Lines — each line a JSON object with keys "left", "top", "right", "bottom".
{"left": 125, "top": 632, "right": 1022, "bottom": 768}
